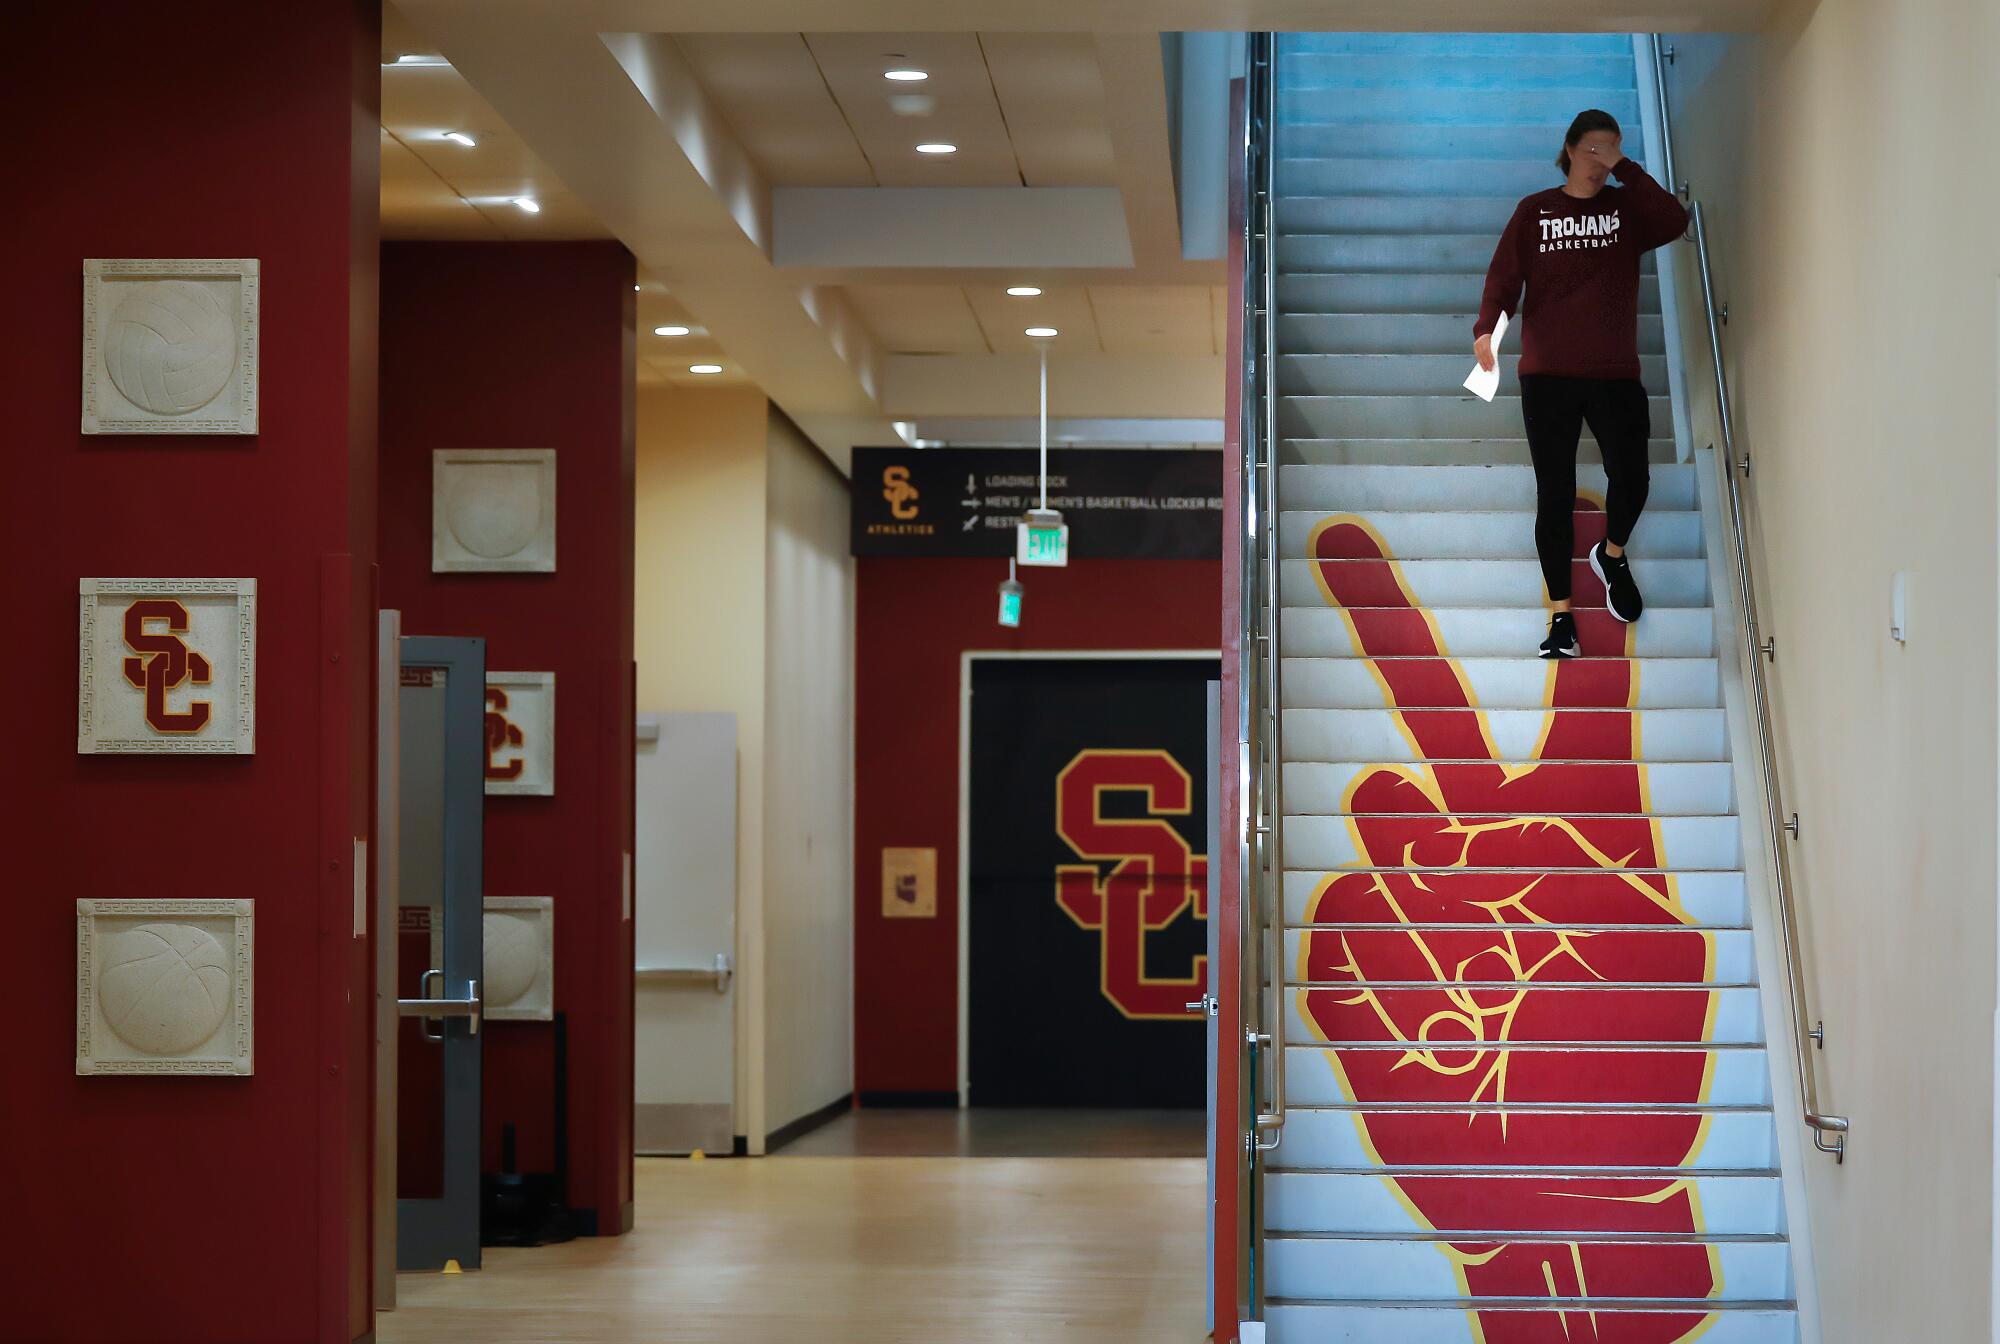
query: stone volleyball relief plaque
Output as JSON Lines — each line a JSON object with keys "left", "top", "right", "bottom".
{"left": 78, "top": 578, "right": 257, "bottom": 755}
{"left": 77, "top": 899, "right": 254, "bottom": 1075}
{"left": 81, "top": 259, "right": 260, "bottom": 434}
{"left": 433, "top": 449, "right": 557, "bottom": 572}
{"left": 483, "top": 896, "right": 554, "bottom": 1021}
{"left": 485, "top": 671, "right": 555, "bottom": 796}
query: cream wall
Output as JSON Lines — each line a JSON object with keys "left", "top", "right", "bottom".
{"left": 1668, "top": 4, "right": 2000, "bottom": 1337}
{"left": 636, "top": 384, "right": 855, "bottom": 1151}
{"left": 636, "top": 384, "right": 771, "bottom": 1146}
{"left": 762, "top": 412, "right": 857, "bottom": 1133}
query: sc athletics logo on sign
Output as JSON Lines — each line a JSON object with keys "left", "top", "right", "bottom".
{"left": 78, "top": 578, "right": 256, "bottom": 755}
{"left": 1054, "top": 749, "right": 1209, "bottom": 1019}
{"left": 866, "top": 465, "right": 934, "bottom": 538}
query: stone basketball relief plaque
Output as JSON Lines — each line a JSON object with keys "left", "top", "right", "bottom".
{"left": 483, "top": 896, "right": 554, "bottom": 1021}
{"left": 77, "top": 899, "right": 254, "bottom": 1076}
{"left": 434, "top": 449, "right": 557, "bottom": 573}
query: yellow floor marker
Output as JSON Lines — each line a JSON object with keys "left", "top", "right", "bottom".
{"left": 689, "top": 1149, "right": 706, "bottom": 1161}
{"left": 441, "top": 1260, "right": 463, "bottom": 1275}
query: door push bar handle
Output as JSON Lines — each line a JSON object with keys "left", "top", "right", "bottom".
{"left": 634, "top": 952, "right": 733, "bottom": 993}
{"left": 399, "top": 969, "right": 482, "bottom": 1041}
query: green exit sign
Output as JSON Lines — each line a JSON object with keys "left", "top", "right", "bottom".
{"left": 1017, "top": 508, "right": 1069, "bottom": 568}
{"left": 997, "top": 580, "right": 1023, "bottom": 628}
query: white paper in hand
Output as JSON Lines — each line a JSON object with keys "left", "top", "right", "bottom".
{"left": 1464, "top": 311, "right": 1509, "bottom": 402}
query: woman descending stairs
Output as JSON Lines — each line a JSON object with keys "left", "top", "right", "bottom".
{"left": 1258, "top": 31, "right": 1802, "bottom": 1344}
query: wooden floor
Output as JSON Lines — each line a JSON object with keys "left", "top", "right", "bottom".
{"left": 379, "top": 1155, "right": 1208, "bottom": 1342}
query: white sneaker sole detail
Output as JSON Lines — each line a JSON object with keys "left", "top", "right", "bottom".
{"left": 1590, "top": 543, "right": 1640, "bottom": 623}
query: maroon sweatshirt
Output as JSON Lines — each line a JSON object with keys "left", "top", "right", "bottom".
{"left": 1475, "top": 157, "right": 1689, "bottom": 380}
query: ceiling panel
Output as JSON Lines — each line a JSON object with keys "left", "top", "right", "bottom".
{"left": 381, "top": 1, "right": 609, "bottom": 239}
{"left": 1090, "top": 285, "right": 1216, "bottom": 355}
{"left": 843, "top": 285, "right": 990, "bottom": 354}
{"left": 979, "top": 34, "right": 1114, "bottom": 187}
{"left": 675, "top": 34, "right": 876, "bottom": 186}
{"left": 381, "top": 132, "right": 507, "bottom": 239}
{"left": 805, "top": 33, "right": 1019, "bottom": 188}
{"left": 964, "top": 285, "right": 1100, "bottom": 353}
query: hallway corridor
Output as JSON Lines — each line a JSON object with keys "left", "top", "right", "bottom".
{"left": 379, "top": 1154, "right": 1207, "bottom": 1343}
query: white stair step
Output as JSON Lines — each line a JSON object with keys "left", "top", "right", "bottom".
{"left": 1281, "top": 557, "right": 1710, "bottom": 609}
{"left": 1279, "top": 87, "right": 1643, "bottom": 128}
{"left": 1279, "top": 509, "right": 1700, "bottom": 559}
{"left": 1265, "top": 1234, "right": 1793, "bottom": 1303}
{"left": 1278, "top": 311, "right": 1668, "bottom": 355}
{"left": 1287, "top": 985, "right": 1767, "bottom": 1045}
{"left": 1279, "top": 394, "right": 1673, "bottom": 440}
{"left": 1265, "top": 1301, "right": 1798, "bottom": 1343}
{"left": 1282, "top": 437, "right": 1683, "bottom": 466}
{"left": 1273, "top": 1106, "right": 1780, "bottom": 1173}
{"left": 1278, "top": 352, "right": 1670, "bottom": 396}
{"left": 1282, "top": 606, "right": 1716, "bottom": 658}
{"left": 1277, "top": 159, "right": 1600, "bottom": 200}
{"left": 1275, "top": 194, "right": 1522, "bottom": 235}
{"left": 1277, "top": 121, "right": 1600, "bottom": 162}
{"left": 1284, "top": 812, "right": 1743, "bottom": 871}
{"left": 1280, "top": 52, "right": 1637, "bottom": 91}
{"left": 1281, "top": 271, "right": 1661, "bottom": 314}
{"left": 1284, "top": 868, "right": 1749, "bottom": 926}
{"left": 1282, "top": 920, "right": 1754, "bottom": 981}
{"left": 1284, "top": 1042, "right": 1772, "bottom": 1107}
{"left": 1265, "top": 1170, "right": 1786, "bottom": 1236}
{"left": 1284, "top": 707, "right": 1729, "bottom": 764}
{"left": 1278, "top": 34, "right": 1635, "bottom": 57}
{"left": 1286, "top": 759, "right": 1734, "bottom": 814}
{"left": 1282, "top": 462, "right": 1696, "bottom": 512}
{"left": 1281, "top": 657, "right": 1720, "bottom": 709}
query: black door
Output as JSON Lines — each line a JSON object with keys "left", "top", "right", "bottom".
{"left": 967, "top": 657, "right": 1218, "bottom": 1107}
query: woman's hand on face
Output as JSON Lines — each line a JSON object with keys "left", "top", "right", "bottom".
{"left": 1579, "top": 133, "right": 1624, "bottom": 169}
{"left": 1473, "top": 333, "right": 1495, "bottom": 373}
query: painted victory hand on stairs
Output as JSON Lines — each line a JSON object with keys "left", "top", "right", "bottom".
{"left": 1294, "top": 512, "right": 1724, "bottom": 1343}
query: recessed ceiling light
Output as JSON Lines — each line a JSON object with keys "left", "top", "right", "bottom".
{"left": 633, "top": 284, "right": 642, "bottom": 292}
{"left": 689, "top": 364, "right": 724, "bottom": 375}
{"left": 915, "top": 143, "right": 957, "bottom": 155}
{"left": 885, "top": 69, "right": 929, "bottom": 82}
{"left": 442, "top": 131, "right": 476, "bottom": 147}
{"left": 513, "top": 197, "right": 541, "bottom": 213}
{"left": 1025, "top": 327, "right": 1058, "bottom": 338}
{"left": 1007, "top": 286, "right": 1042, "bottom": 297}
{"left": 654, "top": 325, "right": 690, "bottom": 337}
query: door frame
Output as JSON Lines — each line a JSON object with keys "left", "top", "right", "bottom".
{"left": 395, "top": 634, "right": 487, "bottom": 1270}
{"left": 955, "top": 649, "right": 1220, "bottom": 1107}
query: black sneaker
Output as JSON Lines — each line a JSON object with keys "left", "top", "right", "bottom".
{"left": 1591, "top": 541, "right": 1645, "bottom": 623}
{"left": 1539, "top": 610, "right": 1580, "bottom": 659}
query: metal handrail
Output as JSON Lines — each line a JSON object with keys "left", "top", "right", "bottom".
{"left": 1689, "top": 203, "right": 1849, "bottom": 1162}
{"left": 1240, "top": 32, "right": 1286, "bottom": 1156}
{"left": 1647, "top": 33, "right": 1849, "bottom": 1162}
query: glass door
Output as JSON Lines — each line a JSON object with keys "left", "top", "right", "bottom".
{"left": 395, "top": 636, "right": 486, "bottom": 1270}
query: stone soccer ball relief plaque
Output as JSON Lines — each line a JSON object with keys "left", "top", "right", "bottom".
{"left": 78, "top": 578, "right": 256, "bottom": 755}
{"left": 82, "top": 259, "right": 259, "bottom": 434}
{"left": 483, "top": 897, "right": 554, "bottom": 1021}
{"left": 77, "top": 900, "right": 254, "bottom": 1075}
{"left": 485, "top": 671, "right": 555, "bottom": 796}
{"left": 434, "top": 449, "right": 557, "bottom": 572}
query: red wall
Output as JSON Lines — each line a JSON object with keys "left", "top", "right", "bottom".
{"left": 853, "top": 556, "right": 1222, "bottom": 1094}
{"left": 379, "top": 242, "right": 636, "bottom": 1232}
{"left": 7, "top": 4, "right": 378, "bottom": 1341}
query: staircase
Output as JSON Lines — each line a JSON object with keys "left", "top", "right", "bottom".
{"left": 1259, "top": 33, "right": 1802, "bottom": 1342}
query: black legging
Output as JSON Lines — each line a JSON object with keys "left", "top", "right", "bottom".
{"left": 1521, "top": 374, "right": 1651, "bottom": 601}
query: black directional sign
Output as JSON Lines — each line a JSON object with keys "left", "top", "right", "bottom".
{"left": 850, "top": 446, "right": 1223, "bottom": 559}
